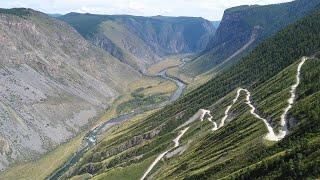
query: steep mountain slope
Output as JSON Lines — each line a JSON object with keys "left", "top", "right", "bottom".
{"left": 60, "top": 9, "right": 320, "bottom": 179}
{"left": 186, "top": 0, "right": 320, "bottom": 75}
{"left": 59, "top": 14, "right": 216, "bottom": 71}
{"left": 0, "top": 8, "right": 141, "bottom": 171}
{"left": 211, "top": 21, "right": 220, "bottom": 29}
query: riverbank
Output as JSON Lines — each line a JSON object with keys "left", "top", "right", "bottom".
{"left": 47, "top": 67, "right": 187, "bottom": 179}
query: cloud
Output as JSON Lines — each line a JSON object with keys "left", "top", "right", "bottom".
{"left": 0, "top": 0, "right": 293, "bottom": 20}
{"left": 128, "top": 1, "right": 146, "bottom": 11}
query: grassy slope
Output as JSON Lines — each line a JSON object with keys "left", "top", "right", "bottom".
{"left": 148, "top": 55, "right": 181, "bottom": 75}
{"left": 227, "top": 59, "right": 320, "bottom": 179}
{"left": 63, "top": 10, "right": 320, "bottom": 179}
{"left": 67, "top": 57, "right": 320, "bottom": 180}
{"left": 92, "top": 157, "right": 154, "bottom": 180}
{"left": 154, "top": 60, "right": 319, "bottom": 179}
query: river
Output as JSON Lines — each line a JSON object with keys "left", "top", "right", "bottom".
{"left": 47, "top": 68, "right": 186, "bottom": 179}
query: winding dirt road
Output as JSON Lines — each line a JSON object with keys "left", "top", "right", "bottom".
{"left": 140, "top": 127, "right": 189, "bottom": 180}
{"left": 141, "top": 57, "right": 308, "bottom": 179}
{"left": 215, "top": 57, "right": 308, "bottom": 141}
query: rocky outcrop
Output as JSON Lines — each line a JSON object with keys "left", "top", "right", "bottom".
{"left": 118, "top": 16, "right": 215, "bottom": 55}
{"left": 0, "top": 8, "right": 140, "bottom": 171}
{"left": 92, "top": 126, "right": 162, "bottom": 163}
{"left": 71, "top": 126, "right": 163, "bottom": 176}
{"left": 91, "top": 35, "right": 125, "bottom": 64}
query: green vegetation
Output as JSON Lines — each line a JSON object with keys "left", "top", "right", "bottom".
{"left": 1, "top": 5, "right": 320, "bottom": 179}
{"left": 92, "top": 157, "right": 154, "bottom": 180}
{"left": 153, "top": 59, "right": 319, "bottom": 179}
{"left": 117, "top": 90, "right": 169, "bottom": 114}
{"left": 222, "top": 59, "right": 320, "bottom": 179}
{"left": 147, "top": 55, "right": 181, "bottom": 75}
{"left": 58, "top": 13, "right": 106, "bottom": 38}
{"left": 59, "top": 9, "right": 320, "bottom": 180}
{"left": 0, "top": 8, "right": 30, "bottom": 17}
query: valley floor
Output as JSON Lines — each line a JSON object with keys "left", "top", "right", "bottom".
{"left": 147, "top": 54, "right": 214, "bottom": 92}
{"left": 0, "top": 68, "right": 180, "bottom": 180}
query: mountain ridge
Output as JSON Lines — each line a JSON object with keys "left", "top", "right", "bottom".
{"left": 0, "top": 8, "right": 141, "bottom": 171}
{"left": 59, "top": 13, "right": 216, "bottom": 71}
{"left": 185, "top": 0, "right": 320, "bottom": 75}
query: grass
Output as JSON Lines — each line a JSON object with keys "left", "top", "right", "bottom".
{"left": 147, "top": 53, "right": 213, "bottom": 92}
{"left": 167, "top": 67, "right": 193, "bottom": 83}
{"left": 141, "top": 81, "right": 176, "bottom": 96}
{"left": 0, "top": 134, "right": 83, "bottom": 180}
{"left": 117, "top": 93, "right": 169, "bottom": 114}
{"left": 153, "top": 59, "right": 319, "bottom": 179}
{"left": 152, "top": 90, "right": 268, "bottom": 179}
{"left": 148, "top": 55, "right": 181, "bottom": 75}
{"left": 167, "top": 66, "right": 213, "bottom": 92}
{"left": 0, "top": 94, "right": 132, "bottom": 180}
{"left": 116, "top": 78, "right": 177, "bottom": 114}
{"left": 128, "top": 77, "right": 177, "bottom": 96}
{"left": 147, "top": 53, "right": 216, "bottom": 93}
{"left": 113, "top": 76, "right": 177, "bottom": 114}
{"left": 97, "top": 109, "right": 159, "bottom": 146}
{"left": 66, "top": 58, "right": 320, "bottom": 179}
{"left": 147, "top": 53, "right": 214, "bottom": 92}
{"left": 92, "top": 156, "right": 155, "bottom": 180}
{"left": 93, "top": 76, "right": 177, "bottom": 126}
{"left": 221, "top": 150, "right": 287, "bottom": 179}
{"left": 63, "top": 109, "right": 164, "bottom": 179}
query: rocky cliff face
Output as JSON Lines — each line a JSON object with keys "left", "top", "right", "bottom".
{"left": 116, "top": 16, "right": 215, "bottom": 55}
{"left": 205, "top": 9, "right": 254, "bottom": 52}
{"left": 0, "top": 8, "right": 140, "bottom": 170}
{"left": 60, "top": 14, "right": 216, "bottom": 71}
{"left": 186, "top": 0, "right": 320, "bottom": 75}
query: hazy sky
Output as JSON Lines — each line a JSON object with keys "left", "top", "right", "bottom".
{"left": 0, "top": 0, "right": 293, "bottom": 20}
